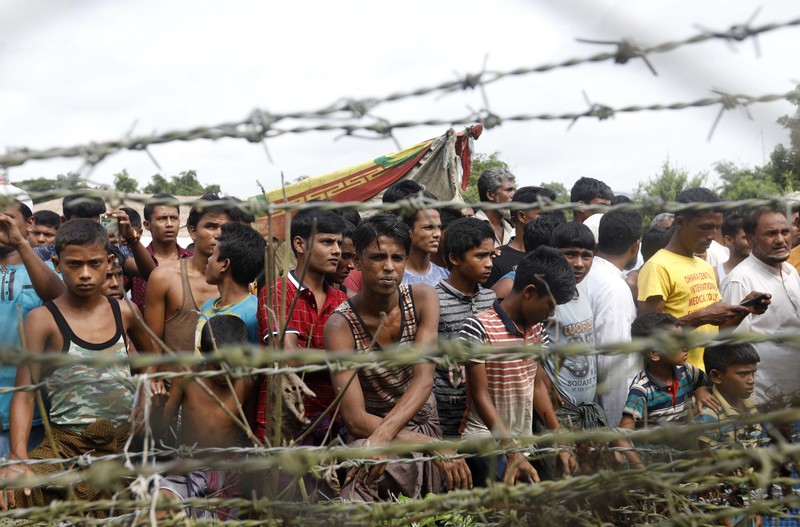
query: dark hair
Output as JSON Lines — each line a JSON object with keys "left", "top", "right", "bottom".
{"left": 512, "top": 246, "right": 575, "bottom": 304}
{"left": 290, "top": 209, "right": 346, "bottom": 256}
{"left": 523, "top": 214, "right": 565, "bottom": 252}
{"left": 401, "top": 190, "right": 440, "bottom": 227}
{"left": 33, "top": 210, "right": 60, "bottom": 229}
{"left": 55, "top": 218, "right": 109, "bottom": 256}
{"left": 550, "top": 221, "right": 595, "bottom": 251}
{"left": 442, "top": 217, "right": 494, "bottom": 270}
{"left": 120, "top": 207, "right": 142, "bottom": 229}
{"left": 143, "top": 193, "right": 179, "bottom": 222}
{"left": 383, "top": 180, "right": 423, "bottom": 204}
{"left": 570, "top": 177, "right": 613, "bottom": 204}
{"left": 641, "top": 225, "right": 673, "bottom": 263}
{"left": 611, "top": 194, "right": 632, "bottom": 205}
{"left": 187, "top": 193, "right": 234, "bottom": 229}
{"left": 107, "top": 244, "right": 125, "bottom": 269}
{"left": 742, "top": 206, "right": 785, "bottom": 237}
{"left": 675, "top": 187, "right": 720, "bottom": 220}
{"left": 216, "top": 223, "right": 266, "bottom": 285}
{"left": 510, "top": 186, "right": 556, "bottom": 225}
{"left": 722, "top": 213, "right": 745, "bottom": 239}
{"left": 333, "top": 207, "right": 361, "bottom": 226}
{"left": 631, "top": 312, "right": 680, "bottom": 339}
{"left": 703, "top": 342, "right": 760, "bottom": 374}
{"left": 438, "top": 207, "right": 464, "bottom": 232}
{"left": 631, "top": 312, "right": 682, "bottom": 363}
{"left": 227, "top": 196, "right": 256, "bottom": 224}
{"left": 477, "top": 167, "right": 516, "bottom": 202}
{"left": 342, "top": 220, "right": 356, "bottom": 241}
{"left": 352, "top": 212, "right": 411, "bottom": 256}
{"left": 199, "top": 315, "right": 249, "bottom": 355}
{"left": 598, "top": 211, "right": 643, "bottom": 255}
{"left": 62, "top": 192, "right": 106, "bottom": 219}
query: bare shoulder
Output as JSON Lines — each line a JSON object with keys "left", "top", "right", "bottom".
{"left": 323, "top": 311, "right": 355, "bottom": 351}
{"left": 25, "top": 304, "right": 57, "bottom": 329}
{"left": 147, "top": 262, "right": 181, "bottom": 289}
{"left": 409, "top": 283, "right": 437, "bottom": 308}
{"left": 118, "top": 299, "right": 143, "bottom": 324}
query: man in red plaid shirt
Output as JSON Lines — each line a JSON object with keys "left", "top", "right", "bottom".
{"left": 256, "top": 209, "right": 347, "bottom": 445}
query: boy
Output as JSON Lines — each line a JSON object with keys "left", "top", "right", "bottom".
{"left": 461, "top": 247, "right": 576, "bottom": 486}
{"left": 400, "top": 191, "right": 449, "bottom": 286}
{"left": 536, "top": 222, "right": 601, "bottom": 478}
{"left": 198, "top": 223, "right": 265, "bottom": 346}
{"left": 617, "top": 312, "right": 713, "bottom": 468}
{"left": 695, "top": 343, "right": 761, "bottom": 447}
{"left": 328, "top": 221, "right": 357, "bottom": 297}
{"left": 325, "top": 213, "right": 471, "bottom": 500}
{"left": 153, "top": 315, "right": 257, "bottom": 520}
{"left": 434, "top": 217, "right": 497, "bottom": 439}
{"left": 718, "top": 213, "right": 749, "bottom": 282}
{"left": 256, "top": 209, "right": 347, "bottom": 444}
{"left": 0, "top": 220, "right": 153, "bottom": 513}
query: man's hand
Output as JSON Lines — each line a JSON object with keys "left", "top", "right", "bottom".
{"left": 433, "top": 452, "right": 472, "bottom": 491}
{"left": 557, "top": 449, "right": 577, "bottom": 477}
{"left": 503, "top": 452, "right": 539, "bottom": 485}
{"left": 694, "top": 302, "right": 750, "bottom": 326}
{"left": 344, "top": 437, "right": 388, "bottom": 490}
{"left": 694, "top": 385, "right": 721, "bottom": 414}
{"left": 0, "top": 464, "right": 34, "bottom": 511}
{"left": 740, "top": 291, "right": 771, "bottom": 315}
{"left": 0, "top": 213, "right": 27, "bottom": 248}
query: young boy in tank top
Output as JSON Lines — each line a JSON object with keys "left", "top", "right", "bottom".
{"left": 0, "top": 219, "right": 155, "bottom": 513}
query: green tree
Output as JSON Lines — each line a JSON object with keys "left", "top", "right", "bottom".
{"left": 17, "top": 172, "right": 89, "bottom": 203}
{"left": 461, "top": 152, "right": 511, "bottom": 203}
{"left": 113, "top": 170, "right": 139, "bottom": 194}
{"left": 540, "top": 181, "right": 569, "bottom": 204}
{"left": 634, "top": 160, "right": 707, "bottom": 202}
{"left": 714, "top": 161, "right": 782, "bottom": 201}
{"left": 142, "top": 170, "right": 219, "bottom": 195}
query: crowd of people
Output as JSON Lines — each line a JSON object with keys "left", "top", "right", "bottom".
{"left": 0, "top": 169, "right": 796, "bottom": 522}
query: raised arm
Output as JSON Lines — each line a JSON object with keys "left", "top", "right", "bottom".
{"left": 0, "top": 214, "right": 64, "bottom": 301}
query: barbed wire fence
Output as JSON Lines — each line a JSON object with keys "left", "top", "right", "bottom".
{"left": 1, "top": 9, "right": 800, "bottom": 527}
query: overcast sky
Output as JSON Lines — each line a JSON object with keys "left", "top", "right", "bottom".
{"left": 1, "top": 0, "right": 798, "bottom": 200}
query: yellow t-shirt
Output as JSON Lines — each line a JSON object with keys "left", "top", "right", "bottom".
{"left": 788, "top": 245, "right": 800, "bottom": 276}
{"left": 637, "top": 249, "right": 721, "bottom": 368}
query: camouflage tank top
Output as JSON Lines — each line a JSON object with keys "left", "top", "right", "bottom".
{"left": 44, "top": 298, "right": 136, "bottom": 429}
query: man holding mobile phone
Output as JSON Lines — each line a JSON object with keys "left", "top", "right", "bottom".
{"left": 721, "top": 206, "right": 800, "bottom": 403}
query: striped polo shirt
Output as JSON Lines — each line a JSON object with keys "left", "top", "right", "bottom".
{"left": 623, "top": 364, "right": 709, "bottom": 428}
{"left": 434, "top": 280, "right": 496, "bottom": 437}
{"left": 460, "top": 300, "right": 543, "bottom": 439}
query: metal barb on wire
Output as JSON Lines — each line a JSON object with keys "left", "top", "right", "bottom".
{"left": 707, "top": 88, "right": 754, "bottom": 141}
{"left": 568, "top": 90, "right": 615, "bottom": 130}
{"left": 576, "top": 37, "right": 658, "bottom": 76}
{"left": 696, "top": 7, "right": 763, "bottom": 57}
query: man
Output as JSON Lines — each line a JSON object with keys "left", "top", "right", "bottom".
{"left": 487, "top": 186, "right": 559, "bottom": 288}
{"left": 638, "top": 188, "right": 765, "bottom": 369}
{"left": 718, "top": 213, "right": 749, "bottom": 282}
{"left": 582, "top": 210, "right": 642, "bottom": 426}
{"left": 0, "top": 199, "right": 65, "bottom": 459}
{"left": 28, "top": 210, "right": 60, "bottom": 247}
{"left": 131, "top": 193, "right": 193, "bottom": 313}
{"left": 325, "top": 213, "right": 471, "bottom": 501}
{"left": 256, "top": 209, "right": 347, "bottom": 445}
{"left": 570, "top": 177, "right": 612, "bottom": 225}
{"left": 721, "top": 206, "right": 798, "bottom": 402}
{"left": 433, "top": 217, "right": 496, "bottom": 439}
{"left": 475, "top": 167, "right": 516, "bottom": 247}
{"left": 145, "top": 194, "right": 233, "bottom": 353}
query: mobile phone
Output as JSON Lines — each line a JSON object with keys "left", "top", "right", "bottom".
{"left": 100, "top": 216, "right": 119, "bottom": 239}
{"left": 740, "top": 293, "right": 768, "bottom": 308}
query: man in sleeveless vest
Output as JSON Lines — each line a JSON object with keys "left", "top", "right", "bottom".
{"left": 324, "top": 213, "right": 472, "bottom": 501}
{"left": 0, "top": 220, "right": 154, "bottom": 516}
{"left": 145, "top": 194, "right": 235, "bottom": 354}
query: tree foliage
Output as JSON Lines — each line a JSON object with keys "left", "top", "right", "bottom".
{"left": 634, "top": 161, "right": 707, "bottom": 202}
{"left": 461, "top": 152, "right": 510, "bottom": 203}
{"left": 17, "top": 172, "right": 89, "bottom": 204}
{"left": 142, "top": 170, "right": 220, "bottom": 195}
{"left": 113, "top": 170, "right": 139, "bottom": 194}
